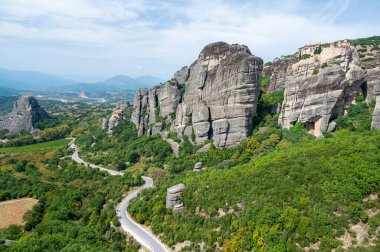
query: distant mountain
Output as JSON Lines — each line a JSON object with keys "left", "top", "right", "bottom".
{"left": 0, "top": 68, "right": 75, "bottom": 90}
{"left": 134, "top": 75, "right": 164, "bottom": 87}
{"left": 0, "top": 68, "right": 164, "bottom": 92}
{"left": 60, "top": 74, "right": 163, "bottom": 93}
{"left": 100, "top": 75, "right": 145, "bottom": 89}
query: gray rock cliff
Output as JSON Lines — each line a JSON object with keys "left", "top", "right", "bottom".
{"left": 0, "top": 95, "right": 48, "bottom": 135}
{"left": 131, "top": 42, "right": 263, "bottom": 147}
{"left": 371, "top": 71, "right": 380, "bottom": 129}
{"left": 279, "top": 46, "right": 366, "bottom": 136}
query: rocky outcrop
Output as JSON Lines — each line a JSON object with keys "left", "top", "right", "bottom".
{"left": 365, "top": 68, "right": 380, "bottom": 103}
{"left": 166, "top": 183, "right": 185, "bottom": 213}
{"left": 193, "top": 162, "right": 203, "bottom": 172}
{"left": 103, "top": 109, "right": 125, "bottom": 132}
{"left": 279, "top": 46, "right": 366, "bottom": 136}
{"left": 103, "top": 101, "right": 131, "bottom": 133}
{"left": 131, "top": 88, "right": 149, "bottom": 136}
{"left": 116, "top": 100, "right": 130, "bottom": 110}
{"left": 371, "top": 72, "right": 380, "bottom": 129}
{"left": 262, "top": 56, "right": 297, "bottom": 93}
{"left": 173, "top": 66, "right": 190, "bottom": 84}
{"left": 0, "top": 95, "right": 48, "bottom": 135}
{"left": 131, "top": 42, "right": 263, "bottom": 147}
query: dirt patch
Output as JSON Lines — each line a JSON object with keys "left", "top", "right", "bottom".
{"left": 303, "top": 240, "right": 320, "bottom": 251}
{"left": 365, "top": 208, "right": 379, "bottom": 218}
{"left": 173, "top": 240, "right": 191, "bottom": 252}
{"left": 363, "top": 192, "right": 378, "bottom": 202}
{"left": 336, "top": 222, "right": 374, "bottom": 249}
{"left": 0, "top": 198, "right": 38, "bottom": 228}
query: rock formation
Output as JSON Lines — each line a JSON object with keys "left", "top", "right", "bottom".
{"left": 262, "top": 56, "right": 297, "bottom": 93}
{"left": 116, "top": 100, "right": 130, "bottom": 110}
{"left": 103, "top": 101, "right": 130, "bottom": 133}
{"left": 166, "top": 183, "right": 185, "bottom": 213}
{"left": 131, "top": 42, "right": 263, "bottom": 147}
{"left": 193, "top": 162, "right": 203, "bottom": 172}
{"left": 103, "top": 109, "right": 125, "bottom": 132}
{"left": 0, "top": 95, "right": 48, "bottom": 135}
{"left": 279, "top": 45, "right": 366, "bottom": 136}
{"left": 371, "top": 72, "right": 380, "bottom": 129}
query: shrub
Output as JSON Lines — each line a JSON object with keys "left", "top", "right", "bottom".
{"left": 320, "top": 62, "right": 328, "bottom": 69}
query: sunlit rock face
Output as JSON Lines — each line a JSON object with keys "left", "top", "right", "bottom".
{"left": 279, "top": 46, "right": 366, "bottom": 137}
{"left": 131, "top": 42, "right": 263, "bottom": 148}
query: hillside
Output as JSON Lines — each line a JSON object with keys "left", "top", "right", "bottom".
{"left": 0, "top": 141, "right": 141, "bottom": 251}
{"left": 129, "top": 130, "right": 380, "bottom": 251}
{"left": 1, "top": 37, "right": 379, "bottom": 252}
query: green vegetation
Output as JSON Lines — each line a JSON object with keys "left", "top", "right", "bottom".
{"left": 312, "top": 67, "right": 319, "bottom": 75}
{"left": 351, "top": 36, "right": 380, "bottom": 47}
{"left": 77, "top": 119, "right": 173, "bottom": 170}
{"left": 321, "top": 62, "right": 328, "bottom": 69}
{"left": 336, "top": 95, "right": 374, "bottom": 131}
{"left": 129, "top": 130, "right": 380, "bottom": 251}
{"left": 302, "top": 54, "right": 311, "bottom": 59}
{"left": 259, "top": 75, "right": 270, "bottom": 91}
{"left": 314, "top": 45, "right": 322, "bottom": 54}
{"left": 0, "top": 139, "right": 70, "bottom": 154}
{"left": 0, "top": 143, "right": 142, "bottom": 251}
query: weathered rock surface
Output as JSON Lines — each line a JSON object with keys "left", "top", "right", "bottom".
{"left": 131, "top": 42, "right": 263, "bottom": 147}
{"left": 107, "top": 109, "right": 125, "bottom": 131}
{"left": 0, "top": 95, "right": 48, "bottom": 135}
{"left": 131, "top": 88, "right": 149, "bottom": 136}
{"left": 262, "top": 56, "right": 297, "bottom": 93}
{"left": 371, "top": 72, "right": 380, "bottom": 129}
{"left": 166, "top": 183, "right": 185, "bottom": 213}
{"left": 116, "top": 100, "right": 130, "bottom": 110}
{"left": 365, "top": 67, "right": 380, "bottom": 103}
{"left": 193, "top": 161, "right": 203, "bottom": 172}
{"left": 279, "top": 46, "right": 366, "bottom": 136}
{"left": 196, "top": 143, "right": 212, "bottom": 154}
{"left": 103, "top": 101, "right": 131, "bottom": 133}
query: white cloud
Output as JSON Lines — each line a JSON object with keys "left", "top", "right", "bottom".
{"left": 0, "top": 0, "right": 379, "bottom": 79}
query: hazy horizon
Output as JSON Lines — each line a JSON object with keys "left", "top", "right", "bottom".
{"left": 1, "top": 0, "right": 379, "bottom": 80}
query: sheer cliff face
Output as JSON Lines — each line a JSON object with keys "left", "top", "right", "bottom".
{"left": 279, "top": 47, "right": 366, "bottom": 136}
{"left": 131, "top": 42, "right": 263, "bottom": 148}
{"left": 262, "top": 57, "right": 297, "bottom": 93}
{"left": 371, "top": 71, "right": 380, "bottom": 129}
{"left": 0, "top": 95, "right": 49, "bottom": 135}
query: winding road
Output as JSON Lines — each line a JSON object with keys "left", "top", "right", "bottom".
{"left": 69, "top": 142, "right": 168, "bottom": 252}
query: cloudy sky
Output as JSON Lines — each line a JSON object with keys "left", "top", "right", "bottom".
{"left": 0, "top": 0, "right": 379, "bottom": 81}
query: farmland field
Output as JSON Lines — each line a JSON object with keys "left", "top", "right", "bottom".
{"left": 0, "top": 198, "right": 38, "bottom": 228}
{"left": 0, "top": 139, "right": 70, "bottom": 154}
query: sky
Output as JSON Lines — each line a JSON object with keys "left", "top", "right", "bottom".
{"left": 0, "top": 0, "right": 379, "bottom": 81}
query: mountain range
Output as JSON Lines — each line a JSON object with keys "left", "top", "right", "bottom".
{"left": 0, "top": 68, "right": 163, "bottom": 92}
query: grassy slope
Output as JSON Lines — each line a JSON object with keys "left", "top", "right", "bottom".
{"left": 0, "top": 139, "right": 70, "bottom": 154}
{"left": 129, "top": 130, "right": 380, "bottom": 251}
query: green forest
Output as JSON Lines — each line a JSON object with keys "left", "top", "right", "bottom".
{"left": 0, "top": 142, "right": 142, "bottom": 251}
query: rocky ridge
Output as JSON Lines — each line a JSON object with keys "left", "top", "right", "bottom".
{"left": 0, "top": 95, "right": 48, "bottom": 135}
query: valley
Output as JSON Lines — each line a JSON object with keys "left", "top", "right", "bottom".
{"left": 0, "top": 34, "right": 379, "bottom": 252}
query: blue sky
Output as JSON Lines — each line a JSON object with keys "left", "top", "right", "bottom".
{"left": 0, "top": 0, "right": 379, "bottom": 81}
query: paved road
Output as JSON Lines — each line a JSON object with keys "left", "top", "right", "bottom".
{"left": 69, "top": 142, "right": 168, "bottom": 252}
